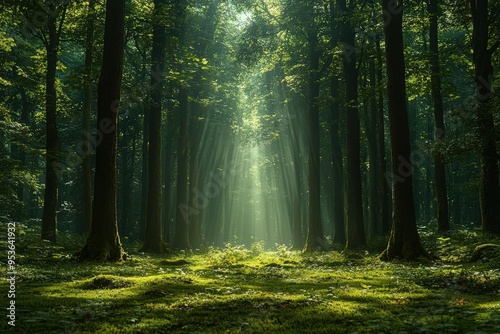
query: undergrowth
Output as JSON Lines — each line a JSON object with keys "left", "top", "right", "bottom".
{"left": 1, "top": 221, "right": 500, "bottom": 333}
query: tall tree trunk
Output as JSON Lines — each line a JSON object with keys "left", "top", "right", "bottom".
{"left": 162, "top": 105, "right": 175, "bottom": 244}
{"left": 140, "top": 112, "right": 149, "bottom": 240}
{"left": 142, "top": 0, "right": 168, "bottom": 253}
{"left": 340, "top": 0, "right": 366, "bottom": 250}
{"left": 173, "top": 87, "right": 191, "bottom": 249}
{"left": 470, "top": 0, "right": 500, "bottom": 234}
{"left": 41, "top": 14, "right": 60, "bottom": 243}
{"left": 424, "top": 0, "right": 448, "bottom": 230}
{"left": 376, "top": 36, "right": 390, "bottom": 234}
{"left": 303, "top": 29, "right": 324, "bottom": 252}
{"left": 367, "top": 56, "right": 380, "bottom": 237}
{"left": 380, "top": 0, "right": 431, "bottom": 261}
{"left": 76, "top": 0, "right": 126, "bottom": 261}
{"left": 81, "top": 0, "right": 96, "bottom": 235}
{"left": 16, "top": 88, "right": 30, "bottom": 219}
{"left": 330, "top": 76, "right": 346, "bottom": 245}
{"left": 328, "top": 1, "right": 346, "bottom": 245}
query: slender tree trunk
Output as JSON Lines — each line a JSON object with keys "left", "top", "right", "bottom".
{"left": 139, "top": 54, "right": 149, "bottom": 240}
{"left": 76, "top": 0, "right": 126, "bottom": 261}
{"left": 16, "top": 88, "right": 30, "bottom": 219}
{"left": 328, "top": 0, "right": 346, "bottom": 245}
{"left": 81, "top": 0, "right": 96, "bottom": 235}
{"left": 188, "top": 104, "right": 202, "bottom": 249}
{"left": 142, "top": 0, "right": 167, "bottom": 253}
{"left": 376, "top": 37, "right": 390, "bottom": 234}
{"left": 367, "top": 57, "right": 380, "bottom": 237}
{"left": 173, "top": 87, "right": 191, "bottom": 249}
{"left": 303, "top": 29, "right": 324, "bottom": 252}
{"left": 470, "top": 0, "right": 500, "bottom": 234}
{"left": 330, "top": 76, "right": 346, "bottom": 245}
{"left": 162, "top": 105, "right": 175, "bottom": 244}
{"left": 380, "top": 0, "right": 431, "bottom": 261}
{"left": 41, "top": 15, "right": 60, "bottom": 243}
{"left": 339, "top": 0, "right": 366, "bottom": 250}
{"left": 426, "top": 0, "right": 449, "bottom": 231}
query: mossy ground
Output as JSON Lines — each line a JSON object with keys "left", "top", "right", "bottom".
{"left": 1, "top": 224, "right": 500, "bottom": 333}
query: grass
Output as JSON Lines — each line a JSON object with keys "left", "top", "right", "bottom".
{"left": 1, "top": 222, "right": 500, "bottom": 333}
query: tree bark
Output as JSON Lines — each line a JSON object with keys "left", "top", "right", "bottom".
{"left": 367, "top": 56, "right": 380, "bottom": 237}
{"left": 376, "top": 36, "right": 390, "bottom": 234}
{"left": 379, "top": 0, "right": 431, "bottom": 261}
{"left": 76, "top": 0, "right": 126, "bottom": 261}
{"left": 173, "top": 86, "right": 191, "bottom": 250}
{"left": 470, "top": 0, "right": 500, "bottom": 234}
{"left": 41, "top": 13, "right": 60, "bottom": 243}
{"left": 330, "top": 76, "right": 346, "bottom": 245}
{"left": 428, "top": 0, "right": 449, "bottom": 232}
{"left": 141, "top": 0, "right": 168, "bottom": 253}
{"left": 81, "top": 0, "right": 96, "bottom": 235}
{"left": 303, "top": 29, "right": 324, "bottom": 252}
{"left": 339, "top": 0, "right": 366, "bottom": 250}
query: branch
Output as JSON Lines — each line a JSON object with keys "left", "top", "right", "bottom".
{"left": 489, "top": 39, "right": 500, "bottom": 55}
{"left": 57, "top": 4, "right": 68, "bottom": 37}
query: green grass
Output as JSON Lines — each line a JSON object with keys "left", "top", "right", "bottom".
{"left": 1, "top": 223, "right": 500, "bottom": 333}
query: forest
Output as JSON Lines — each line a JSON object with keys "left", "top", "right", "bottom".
{"left": 1, "top": 0, "right": 500, "bottom": 332}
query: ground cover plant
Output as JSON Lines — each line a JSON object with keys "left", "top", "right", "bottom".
{"left": 1, "top": 224, "right": 500, "bottom": 333}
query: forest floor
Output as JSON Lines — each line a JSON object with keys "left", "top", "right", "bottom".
{"left": 1, "top": 223, "right": 500, "bottom": 333}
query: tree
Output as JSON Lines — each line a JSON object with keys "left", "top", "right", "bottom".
{"left": 339, "top": 0, "right": 366, "bottom": 250}
{"left": 379, "top": 0, "right": 431, "bottom": 261}
{"left": 81, "top": 0, "right": 96, "bottom": 234}
{"left": 173, "top": 86, "right": 192, "bottom": 250}
{"left": 302, "top": 27, "right": 325, "bottom": 252}
{"left": 428, "top": 0, "right": 449, "bottom": 232}
{"left": 141, "top": 0, "right": 168, "bottom": 253}
{"left": 37, "top": 3, "right": 68, "bottom": 243}
{"left": 470, "top": 0, "right": 500, "bottom": 234}
{"left": 76, "top": 0, "right": 126, "bottom": 261}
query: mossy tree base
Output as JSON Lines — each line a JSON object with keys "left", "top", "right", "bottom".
{"left": 75, "top": 239, "right": 127, "bottom": 262}
{"left": 379, "top": 237, "right": 436, "bottom": 262}
{"left": 139, "top": 241, "right": 170, "bottom": 254}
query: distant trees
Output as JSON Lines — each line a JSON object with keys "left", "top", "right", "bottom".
{"left": 2, "top": 0, "right": 499, "bottom": 259}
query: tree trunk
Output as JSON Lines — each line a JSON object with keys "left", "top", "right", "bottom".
{"left": 173, "top": 87, "right": 191, "bottom": 249}
{"left": 376, "top": 36, "right": 390, "bottom": 234}
{"left": 380, "top": 0, "right": 431, "bottom": 261}
{"left": 340, "top": 0, "right": 366, "bottom": 250}
{"left": 328, "top": 0, "right": 346, "bottom": 245}
{"left": 75, "top": 0, "right": 126, "bottom": 261}
{"left": 330, "top": 76, "right": 346, "bottom": 245}
{"left": 41, "top": 14, "right": 60, "bottom": 244}
{"left": 303, "top": 29, "right": 324, "bottom": 252}
{"left": 470, "top": 0, "right": 500, "bottom": 234}
{"left": 141, "top": 0, "right": 168, "bottom": 253}
{"left": 367, "top": 56, "right": 380, "bottom": 237}
{"left": 81, "top": 0, "right": 96, "bottom": 235}
{"left": 429, "top": 0, "right": 449, "bottom": 232}
{"left": 162, "top": 104, "right": 175, "bottom": 244}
